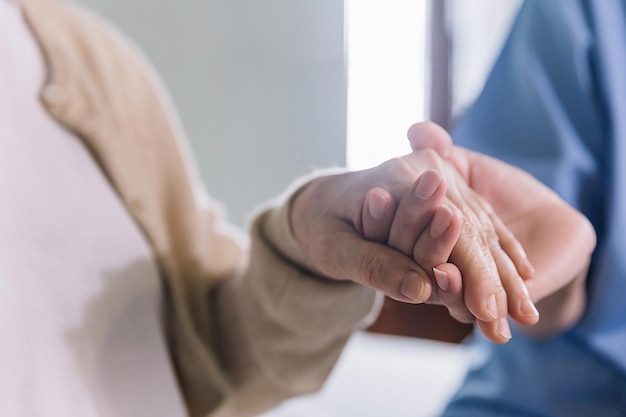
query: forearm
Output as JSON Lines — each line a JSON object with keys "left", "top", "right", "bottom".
{"left": 209, "top": 195, "right": 379, "bottom": 417}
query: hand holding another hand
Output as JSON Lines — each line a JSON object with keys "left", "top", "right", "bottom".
{"left": 359, "top": 150, "right": 538, "bottom": 343}
{"left": 406, "top": 122, "right": 597, "bottom": 338}
{"left": 290, "top": 155, "right": 460, "bottom": 305}
{"left": 290, "top": 134, "right": 539, "bottom": 343}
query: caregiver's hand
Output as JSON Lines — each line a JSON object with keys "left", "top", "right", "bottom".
{"left": 291, "top": 148, "right": 535, "bottom": 344}
{"left": 407, "top": 121, "right": 597, "bottom": 338}
{"left": 360, "top": 154, "right": 537, "bottom": 343}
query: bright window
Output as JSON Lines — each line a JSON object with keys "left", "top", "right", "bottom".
{"left": 346, "top": 0, "right": 428, "bottom": 170}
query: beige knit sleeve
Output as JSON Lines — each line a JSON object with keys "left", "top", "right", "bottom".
{"left": 208, "top": 185, "right": 380, "bottom": 417}
{"left": 23, "top": 1, "right": 382, "bottom": 414}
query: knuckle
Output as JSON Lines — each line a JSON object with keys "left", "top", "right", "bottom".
{"left": 386, "top": 149, "right": 445, "bottom": 180}
{"left": 394, "top": 157, "right": 419, "bottom": 179}
{"left": 358, "top": 252, "right": 388, "bottom": 290}
{"left": 487, "top": 231, "right": 502, "bottom": 252}
{"left": 467, "top": 212, "right": 499, "bottom": 254}
{"left": 457, "top": 225, "right": 486, "bottom": 260}
{"left": 395, "top": 212, "right": 423, "bottom": 232}
{"left": 420, "top": 147, "right": 443, "bottom": 166}
{"left": 379, "top": 157, "right": 417, "bottom": 187}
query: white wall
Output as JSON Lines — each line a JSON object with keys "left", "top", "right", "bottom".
{"left": 72, "top": 0, "right": 347, "bottom": 226}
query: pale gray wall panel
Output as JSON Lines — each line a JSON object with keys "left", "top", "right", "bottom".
{"left": 71, "top": 0, "right": 347, "bottom": 226}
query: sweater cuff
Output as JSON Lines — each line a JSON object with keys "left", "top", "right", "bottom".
{"left": 262, "top": 168, "right": 342, "bottom": 277}
{"left": 250, "top": 170, "right": 383, "bottom": 332}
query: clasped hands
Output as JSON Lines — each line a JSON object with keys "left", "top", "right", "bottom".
{"left": 291, "top": 122, "right": 596, "bottom": 343}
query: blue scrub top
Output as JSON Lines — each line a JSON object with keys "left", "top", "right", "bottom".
{"left": 444, "top": 0, "right": 626, "bottom": 415}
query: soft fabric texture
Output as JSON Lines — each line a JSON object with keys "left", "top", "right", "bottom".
{"left": 6, "top": 0, "right": 380, "bottom": 415}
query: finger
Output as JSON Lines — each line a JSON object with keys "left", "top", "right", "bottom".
{"left": 473, "top": 194, "right": 540, "bottom": 327}
{"left": 318, "top": 226, "right": 434, "bottom": 304}
{"left": 387, "top": 169, "right": 446, "bottom": 255}
{"left": 418, "top": 205, "right": 472, "bottom": 323}
{"left": 490, "top": 241, "right": 540, "bottom": 326}
{"left": 494, "top": 219, "right": 535, "bottom": 280}
{"left": 487, "top": 224, "right": 540, "bottom": 327}
{"left": 408, "top": 123, "right": 469, "bottom": 178}
{"left": 431, "top": 263, "right": 474, "bottom": 323}
{"left": 398, "top": 152, "right": 509, "bottom": 326}
{"left": 413, "top": 203, "right": 462, "bottom": 269}
{"left": 439, "top": 177, "right": 512, "bottom": 324}
{"left": 444, "top": 202, "right": 507, "bottom": 325}
{"left": 476, "top": 193, "right": 536, "bottom": 281}
{"left": 407, "top": 121, "right": 453, "bottom": 158}
{"left": 451, "top": 203, "right": 522, "bottom": 339}
{"left": 361, "top": 187, "right": 396, "bottom": 243}
{"left": 476, "top": 317, "right": 512, "bottom": 344}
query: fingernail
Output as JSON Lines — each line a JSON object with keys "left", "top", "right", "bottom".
{"left": 414, "top": 170, "right": 441, "bottom": 199}
{"left": 433, "top": 267, "right": 450, "bottom": 292}
{"left": 497, "top": 317, "right": 512, "bottom": 340}
{"left": 521, "top": 299, "right": 540, "bottom": 318}
{"left": 486, "top": 295, "right": 498, "bottom": 320}
{"left": 430, "top": 204, "right": 454, "bottom": 238}
{"left": 400, "top": 271, "right": 426, "bottom": 303}
{"left": 367, "top": 192, "right": 386, "bottom": 220}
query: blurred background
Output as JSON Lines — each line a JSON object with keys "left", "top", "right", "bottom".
{"left": 72, "top": 0, "right": 522, "bottom": 415}
{"left": 73, "top": 0, "right": 521, "bottom": 227}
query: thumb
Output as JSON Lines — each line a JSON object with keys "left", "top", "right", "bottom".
{"left": 361, "top": 187, "right": 396, "bottom": 243}
{"left": 322, "top": 230, "right": 433, "bottom": 304}
{"left": 407, "top": 121, "right": 453, "bottom": 157}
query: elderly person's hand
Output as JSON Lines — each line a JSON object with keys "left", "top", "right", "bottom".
{"left": 407, "top": 122, "right": 597, "bottom": 338}
{"left": 291, "top": 147, "right": 536, "bottom": 344}
{"left": 290, "top": 163, "right": 460, "bottom": 305}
